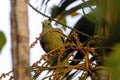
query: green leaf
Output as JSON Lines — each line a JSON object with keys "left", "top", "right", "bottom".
{"left": 105, "top": 43, "right": 120, "bottom": 80}
{"left": 71, "top": 11, "right": 96, "bottom": 43}
{"left": 65, "top": 71, "right": 77, "bottom": 80}
{"left": 51, "top": 0, "right": 76, "bottom": 18}
{"left": 0, "top": 31, "right": 6, "bottom": 52}
{"left": 55, "top": 17, "right": 67, "bottom": 31}
{"left": 51, "top": 0, "right": 96, "bottom": 19}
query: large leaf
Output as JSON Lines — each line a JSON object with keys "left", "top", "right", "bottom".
{"left": 104, "top": 43, "right": 120, "bottom": 80}
{"left": 51, "top": 0, "right": 96, "bottom": 21}
{"left": 0, "top": 31, "right": 6, "bottom": 52}
{"left": 51, "top": 0, "right": 76, "bottom": 18}
{"left": 46, "top": 0, "right": 96, "bottom": 32}
{"left": 71, "top": 10, "right": 97, "bottom": 43}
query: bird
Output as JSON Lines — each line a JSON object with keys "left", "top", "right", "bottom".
{"left": 40, "top": 19, "right": 65, "bottom": 66}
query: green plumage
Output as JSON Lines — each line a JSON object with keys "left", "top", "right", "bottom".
{"left": 40, "top": 20, "right": 64, "bottom": 66}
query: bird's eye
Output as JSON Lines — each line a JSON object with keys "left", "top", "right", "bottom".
{"left": 47, "top": 23, "right": 50, "bottom": 25}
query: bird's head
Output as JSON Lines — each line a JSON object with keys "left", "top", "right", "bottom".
{"left": 42, "top": 20, "right": 51, "bottom": 27}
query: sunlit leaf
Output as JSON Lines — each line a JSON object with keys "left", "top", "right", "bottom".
{"left": 70, "top": 11, "right": 80, "bottom": 17}
{"left": 56, "top": 12, "right": 64, "bottom": 20}
{"left": 0, "top": 31, "right": 6, "bottom": 53}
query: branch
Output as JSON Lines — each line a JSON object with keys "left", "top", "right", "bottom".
{"left": 28, "top": 3, "right": 93, "bottom": 39}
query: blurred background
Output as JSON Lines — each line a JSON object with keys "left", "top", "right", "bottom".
{"left": 1, "top": 0, "right": 120, "bottom": 80}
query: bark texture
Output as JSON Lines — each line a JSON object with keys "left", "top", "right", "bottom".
{"left": 11, "top": 0, "right": 31, "bottom": 80}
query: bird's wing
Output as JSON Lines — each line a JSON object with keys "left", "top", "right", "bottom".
{"left": 55, "top": 28, "right": 65, "bottom": 43}
{"left": 40, "top": 39, "right": 46, "bottom": 51}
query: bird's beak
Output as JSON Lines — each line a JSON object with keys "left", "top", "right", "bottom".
{"left": 41, "top": 22, "right": 44, "bottom": 26}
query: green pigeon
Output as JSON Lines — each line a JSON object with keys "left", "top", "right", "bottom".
{"left": 33, "top": 20, "right": 65, "bottom": 79}
{"left": 40, "top": 19, "right": 65, "bottom": 66}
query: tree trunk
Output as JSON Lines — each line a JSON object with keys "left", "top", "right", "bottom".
{"left": 11, "top": 0, "right": 31, "bottom": 80}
